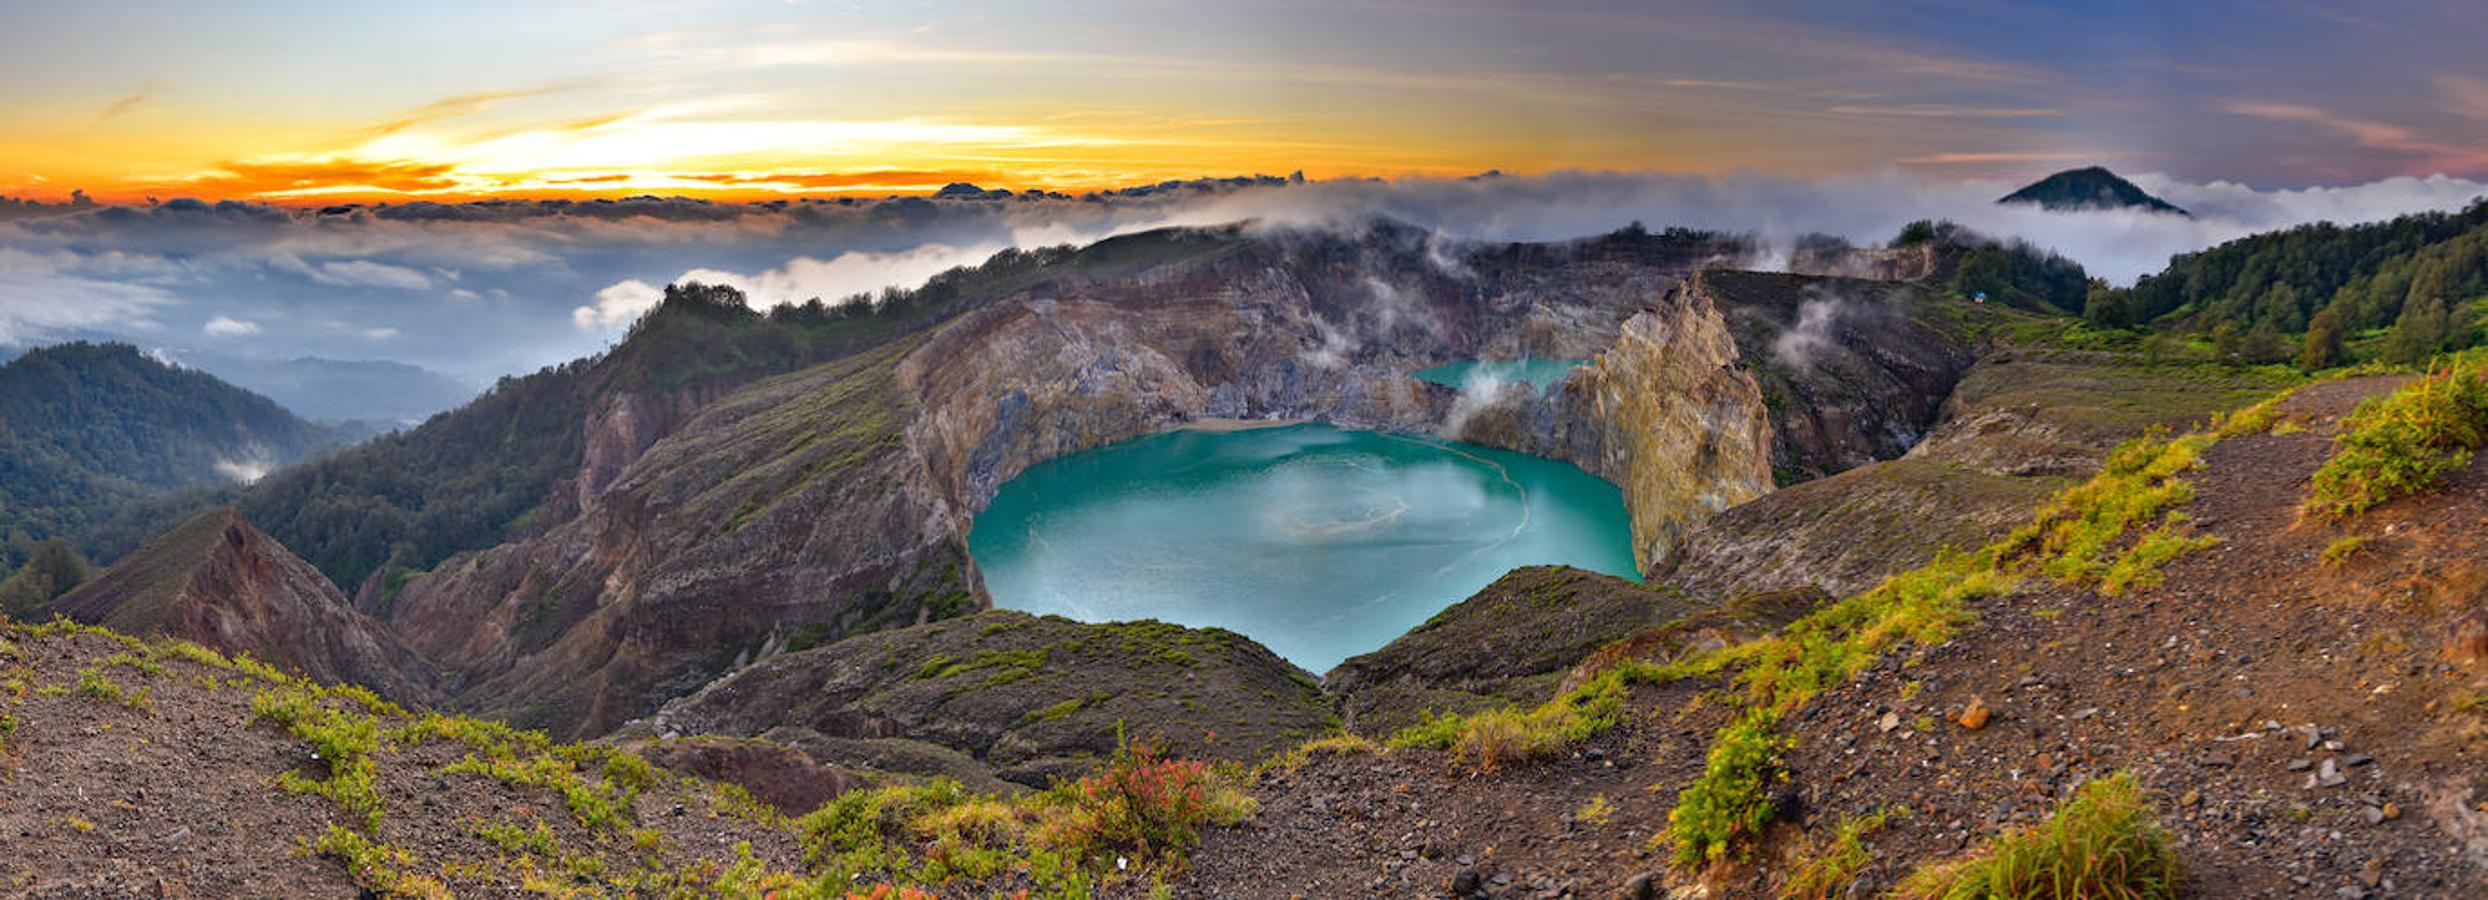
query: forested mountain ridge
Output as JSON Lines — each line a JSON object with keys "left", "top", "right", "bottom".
{"left": 2083, "top": 198, "right": 2488, "bottom": 366}
{"left": 0, "top": 342, "right": 349, "bottom": 567}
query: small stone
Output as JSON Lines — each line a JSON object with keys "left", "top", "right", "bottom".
{"left": 2343, "top": 753, "right": 2374, "bottom": 767}
{"left": 2357, "top": 859, "right": 2384, "bottom": 887}
{"left": 2382, "top": 802, "right": 2400, "bottom": 821}
{"left": 2324, "top": 739, "right": 2346, "bottom": 752}
{"left": 2300, "top": 725, "right": 2322, "bottom": 749}
{"left": 2201, "top": 751, "right": 2235, "bottom": 768}
{"left": 2180, "top": 790, "right": 2202, "bottom": 807}
{"left": 1620, "top": 872, "right": 1657, "bottom": 900}
{"left": 2071, "top": 707, "right": 2099, "bottom": 720}
{"left": 2362, "top": 806, "right": 2386, "bottom": 825}
{"left": 1957, "top": 697, "right": 1990, "bottom": 731}
{"left": 1879, "top": 711, "right": 1902, "bottom": 733}
{"left": 2337, "top": 886, "right": 2368, "bottom": 899}
{"left": 2287, "top": 759, "right": 2314, "bottom": 772}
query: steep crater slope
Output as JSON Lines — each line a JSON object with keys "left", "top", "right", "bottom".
{"left": 1325, "top": 338, "right": 2290, "bottom": 734}
{"left": 346, "top": 224, "right": 1988, "bottom": 741}
{"left": 567, "top": 258, "right": 2007, "bottom": 790}
{"left": 633, "top": 610, "right": 1332, "bottom": 790}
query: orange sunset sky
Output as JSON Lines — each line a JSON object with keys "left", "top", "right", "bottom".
{"left": 4, "top": 1, "right": 2486, "bottom": 204}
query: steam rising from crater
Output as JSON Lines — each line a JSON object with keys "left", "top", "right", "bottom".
{"left": 214, "top": 452, "right": 273, "bottom": 484}
{"left": 1773, "top": 296, "right": 1847, "bottom": 371}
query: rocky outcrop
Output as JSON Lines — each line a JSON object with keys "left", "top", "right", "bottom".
{"left": 1548, "top": 285, "right": 1776, "bottom": 569}
{"left": 635, "top": 610, "right": 1332, "bottom": 787}
{"left": 632, "top": 736, "right": 861, "bottom": 816}
{"left": 1704, "top": 270, "right": 1984, "bottom": 482}
{"left": 49, "top": 508, "right": 437, "bottom": 702}
{"left": 1324, "top": 566, "right": 1706, "bottom": 734}
{"left": 575, "top": 384, "right": 737, "bottom": 508}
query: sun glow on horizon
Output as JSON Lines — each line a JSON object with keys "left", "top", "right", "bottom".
{"left": 4, "top": 1, "right": 2485, "bottom": 204}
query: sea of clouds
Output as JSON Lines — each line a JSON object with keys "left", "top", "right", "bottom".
{"left": 1, "top": 170, "right": 2482, "bottom": 391}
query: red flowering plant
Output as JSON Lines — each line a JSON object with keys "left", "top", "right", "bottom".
{"left": 1033, "top": 730, "right": 1256, "bottom": 865}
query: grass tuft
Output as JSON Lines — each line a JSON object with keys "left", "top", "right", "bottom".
{"left": 1894, "top": 772, "right": 2177, "bottom": 899}
{"left": 2321, "top": 535, "right": 2370, "bottom": 568}
{"left": 1780, "top": 806, "right": 1905, "bottom": 900}
{"left": 2306, "top": 351, "right": 2488, "bottom": 517}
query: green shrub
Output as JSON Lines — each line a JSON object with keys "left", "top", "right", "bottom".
{"left": 254, "top": 686, "right": 385, "bottom": 831}
{"left": 2321, "top": 535, "right": 2369, "bottom": 567}
{"left": 2306, "top": 353, "right": 2488, "bottom": 516}
{"left": 1667, "top": 711, "right": 1788, "bottom": 866}
{"left": 1896, "top": 772, "right": 2177, "bottom": 899}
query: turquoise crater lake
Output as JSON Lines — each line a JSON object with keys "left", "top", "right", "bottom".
{"left": 967, "top": 423, "right": 1640, "bottom": 672}
{"left": 1410, "top": 358, "right": 1589, "bottom": 392}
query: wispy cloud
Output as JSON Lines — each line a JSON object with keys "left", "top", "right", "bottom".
{"left": 2436, "top": 75, "right": 2488, "bottom": 122}
{"left": 1830, "top": 105, "right": 2061, "bottom": 119}
{"left": 2224, "top": 100, "right": 2488, "bottom": 173}
{"left": 98, "top": 79, "right": 160, "bottom": 121}
{"left": 358, "top": 85, "right": 583, "bottom": 138}
{"left": 1898, "top": 151, "right": 2134, "bottom": 165}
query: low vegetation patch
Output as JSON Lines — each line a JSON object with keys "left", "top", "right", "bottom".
{"left": 1894, "top": 772, "right": 2177, "bottom": 899}
{"left": 1259, "top": 732, "right": 1379, "bottom": 776}
{"left": 796, "top": 735, "right": 1255, "bottom": 894}
{"left": 2321, "top": 535, "right": 2370, "bottom": 568}
{"left": 253, "top": 684, "right": 386, "bottom": 831}
{"left": 8, "top": 619, "right": 1272, "bottom": 897}
{"left": 2306, "top": 351, "right": 2488, "bottom": 517}
{"left": 1779, "top": 806, "right": 1905, "bottom": 900}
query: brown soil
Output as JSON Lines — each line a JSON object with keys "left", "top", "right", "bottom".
{"left": 1765, "top": 374, "right": 2488, "bottom": 898}
{"left": 1183, "top": 676, "right": 1736, "bottom": 898}
{"left": 0, "top": 627, "right": 808, "bottom": 898}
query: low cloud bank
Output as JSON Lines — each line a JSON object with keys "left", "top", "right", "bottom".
{"left": 1, "top": 170, "right": 2482, "bottom": 384}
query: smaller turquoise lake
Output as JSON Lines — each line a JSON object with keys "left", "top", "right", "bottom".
{"left": 1410, "top": 358, "right": 1589, "bottom": 392}
{"left": 968, "top": 424, "right": 1640, "bottom": 673}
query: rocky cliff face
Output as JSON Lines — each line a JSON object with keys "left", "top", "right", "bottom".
{"left": 1456, "top": 269, "right": 1982, "bottom": 568}
{"left": 382, "top": 339, "right": 970, "bottom": 737}
{"left": 1322, "top": 566, "right": 1708, "bottom": 734}
{"left": 49, "top": 508, "right": 437, "bottom": 702}
{"left": 897, "top": 224, "right": 1716, "bottom": 528}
